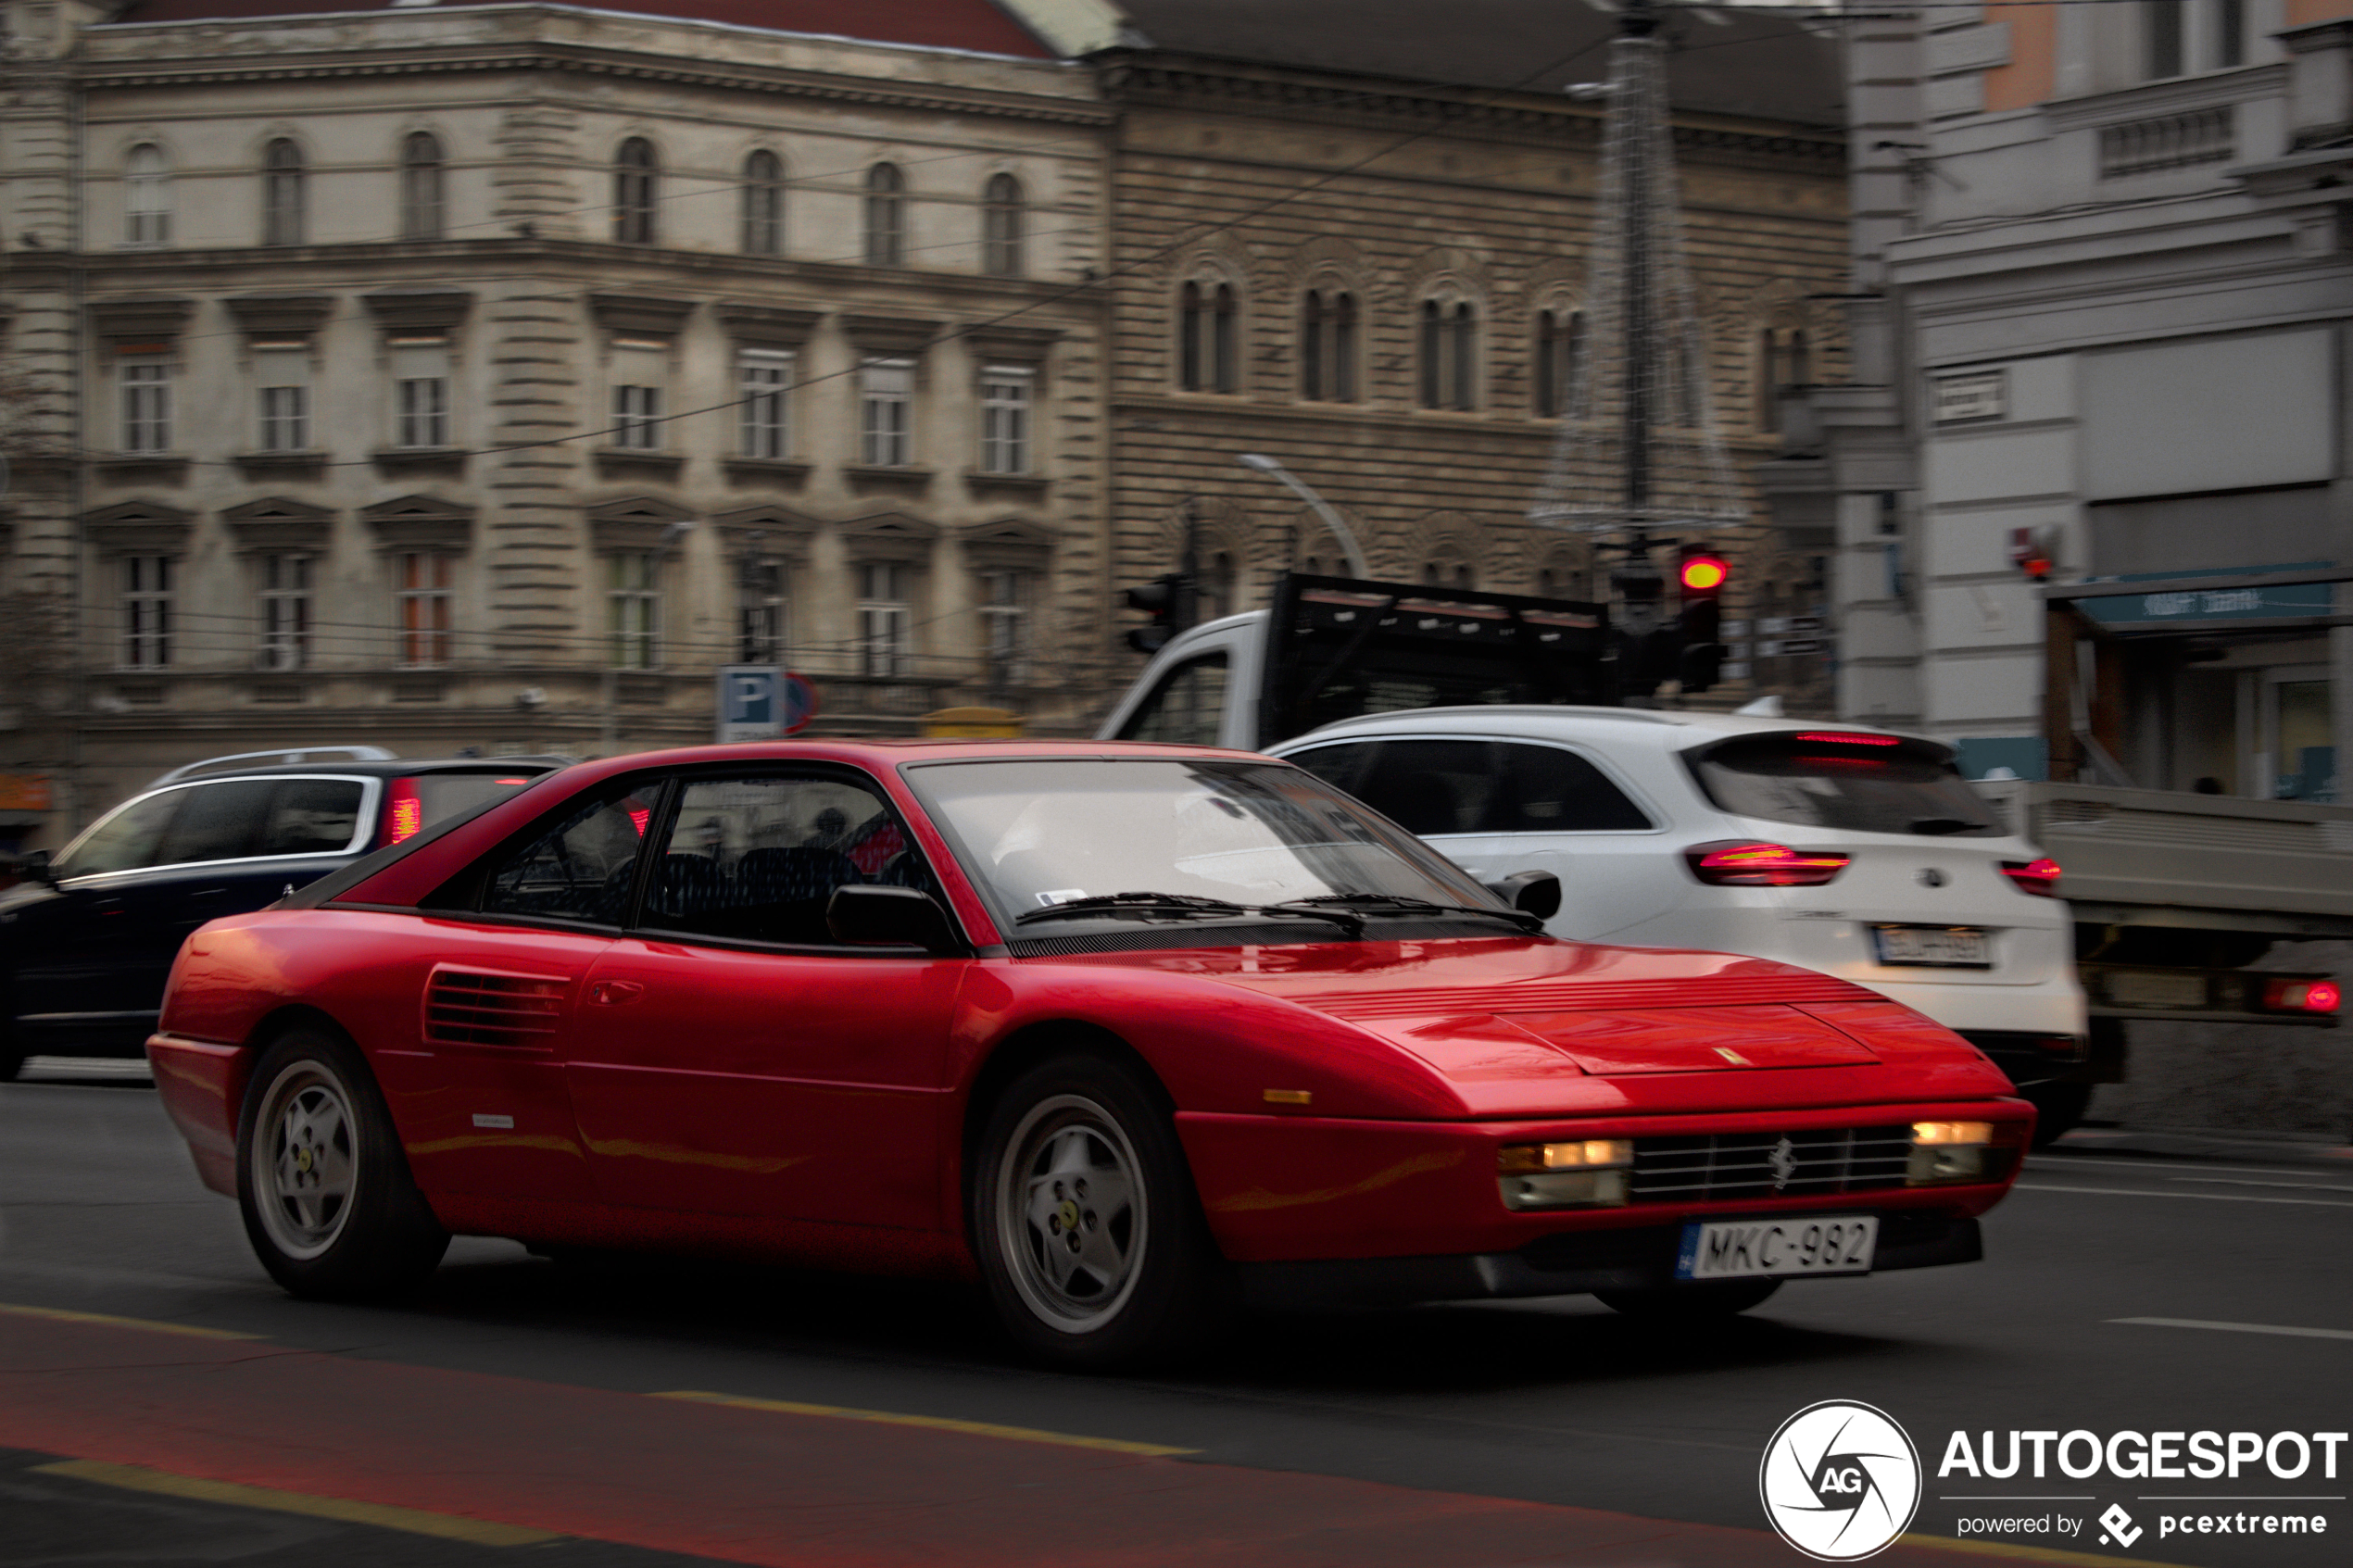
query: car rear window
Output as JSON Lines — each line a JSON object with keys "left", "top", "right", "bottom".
{"left": 1290, "top": 738, "right": 1653, "bottom": 835}
{"left": 409, "top": 772, "right": 536, "bottom": 829}
{"left": 1687, "top": 733, "right": 2002, "bottom": 837}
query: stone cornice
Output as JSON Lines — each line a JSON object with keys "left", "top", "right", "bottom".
{"left": 1097, "top": 52, "right": 1843, "bottom": 167}
{"left": 75, "top": 41, "right": 1114, "bottom": 129}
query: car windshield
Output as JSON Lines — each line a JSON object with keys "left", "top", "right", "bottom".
{"left": 906, "top": 758, "right": 1506, "bottom": 935}
{"left": 1687, "top": 732, "right": 2004, "bottom": 837}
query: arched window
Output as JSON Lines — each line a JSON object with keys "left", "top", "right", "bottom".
{"left": 981, "top": 172, "right": 1025, "bottom": 277}
{"left": 261, "top": 139, "right": 305, "bottom": 247}
{"left": 1421, "top": 559, "right": 1474, "bottom": 589}
{"left": 1756, "top": 327, "right": 1810, "bottom": 433}
{"left": 1178, "top": 279, "right": 1239, "bottom": 394}
{"left": 125, "top": 144, "right": 170, "bottom": 247}
{"left": 741, "top": 149, "right": 784, "bottom": 256}
{"left": 1301, "top": 288, "right": 1358, "bottom": 402}
{"left": 1534, "top": 307, "right": 1582, "bottom": 419}
{"left": 1419, "top": 297, "right": 1478, "bottom": 410}
{"left": 399, "top": 132, "right": 444, "bottom": 243}
{"left": 864, "top": 163, "right": 905, "bottom": 267}
{"left": 613, "top": 138, "right": 658, "bottom": 245}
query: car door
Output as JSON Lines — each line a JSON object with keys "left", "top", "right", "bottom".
{"left": 378, "top": 781, "right": 654, "bottom": 1207}
{"left": 8, "top": 784, "right": 191, "bottom": 1052}
{"left": 566, "top": 767, "right": 965, "bottom": 1230}
{"left": 1286, "top": 735, "right": 1688, "bottom": 940}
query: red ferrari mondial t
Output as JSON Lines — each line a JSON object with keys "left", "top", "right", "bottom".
{"left": 148, "top": 741, "right": 2028, "bottom": 1366}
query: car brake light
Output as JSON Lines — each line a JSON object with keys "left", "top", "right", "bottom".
{"left": 1793, "top": 732, "right": 1900, "bottom": 746}
{"left": 2000, "top": 857, "right": 2062, "bottom": 897}
{"left": 1683, "top": 840, "right": 1850, "bottom": 887}
{"left": 381, "top": 777, "right": 424, "bottom": 845}
{"left": 2262, "top": 978, "right": 2341, "bottom": 1014}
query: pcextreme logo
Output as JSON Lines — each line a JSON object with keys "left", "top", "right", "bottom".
{"left": 1760, "top": 1399, "right": 1925, "bottom": 1561}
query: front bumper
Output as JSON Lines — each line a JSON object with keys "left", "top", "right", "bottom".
{"left": 1237, "top": 1210, "right": 1982, "bottom": 1311}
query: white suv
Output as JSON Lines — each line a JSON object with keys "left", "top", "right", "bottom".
{"left": 1271, "top": 707, "right": 2089, "bottom": 1135}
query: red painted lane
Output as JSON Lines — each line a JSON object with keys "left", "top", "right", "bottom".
{"left": 2, "top": 1313, "right": 1943, "bottom": 1567}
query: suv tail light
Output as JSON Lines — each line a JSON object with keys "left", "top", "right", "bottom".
{"left": 1682, "top": 840, "right": 1851, "bottom": 887}
{"left": 2262, "top": 978, "right": 2340, "bottom": 1014}
{"left": 2000, "top": 857, "right": 2062, "bottom": 897}
{"left": 381, "top": 777, "right": 425, "bottom": 846}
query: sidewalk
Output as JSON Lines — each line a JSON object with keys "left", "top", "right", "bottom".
{"left": 2051, "top": 1123, "right": 2353, "bottom": 1168}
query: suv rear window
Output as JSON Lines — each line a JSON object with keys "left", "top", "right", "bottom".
{"left": 1291, "top": 738, "right": 1653, "bottom": 835}
{"left": 1688, "top": 733, "right": 2001, "bottom": 837}
{"left": 409, "top": 772, "right": 536, "bottom": 830}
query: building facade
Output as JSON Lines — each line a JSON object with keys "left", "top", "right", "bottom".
{"left": 1096, "top": 1, "right": 1854, "bottom": 709}
{"left": 0, "top": 0, "right": 1114, "bottom": 846}
{"left": 1789, "top": 2, "right": 2353, "bottom": 797}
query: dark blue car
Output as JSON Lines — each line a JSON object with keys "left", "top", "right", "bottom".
{"left": 0, "top": 751, "right": 562, "bottom": 1078}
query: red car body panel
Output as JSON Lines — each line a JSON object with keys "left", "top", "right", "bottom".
{"left": 148, "top": 739, "right": 2032, "bottom": 1291}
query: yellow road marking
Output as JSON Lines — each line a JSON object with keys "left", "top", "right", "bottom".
{"left": 1902, "top": 1532, "right": 2205, "bottom": 1568}
{"left": 0, "top": 1301, "right": 262, "bottom": 1341}
{"left": 651, "top": 1389, "right": 1198, "bottom": 1456}
{"left": 35, "top": 1460, "right": 561, "bottom": 1547}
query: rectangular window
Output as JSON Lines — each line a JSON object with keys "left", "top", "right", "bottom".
{"left": 610, "top": 552, "right": 660, "bottom": 669}
{"left": 860, "top": 358, "right": 913, "bottom": 467}
{"left": 257, "top": 553, "right": 312, "bottom": 671}
{"left": 2145, "top": 0, "right": 2185, "bottom": 79}
{"left": 610, "top": 336, "right": 669, "bottom": 450}
{"left": 391, "top": 337, "right": 450, "bottom": 449}
{"left": 979, "top": 569, "right": 1029, "bottom": 687}
{"left": 739, "top": 350, "right": 792, "bottom": 459}
{"left": 2216, "top": 0, "right": 2245, "bottom": 69}
{"left": 978, "top": 365, "right": 1033, "bottom": 474}
{"left": 121, "top": 358, "right": 170, "bottom": 453}
{"left": 738, "top": 558, "right": 786, "bottom": 663}
{"left": 254, "top": 343, "right": 309, "bottom": 451}
{"left": 122, "top": 555, "right": 172, "bottom": 668}
{"left": 396, "top": 552, "right": 453, "bottom": 668}
{"left": 857, "top": 560, "right": 911, "bottom": 678}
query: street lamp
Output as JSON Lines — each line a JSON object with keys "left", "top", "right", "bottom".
{"left": 1235, "top": 454, "right": 1370, "bottom": 580}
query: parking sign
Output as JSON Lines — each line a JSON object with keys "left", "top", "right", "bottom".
{"left": 715, "top": 666, "right": 816, "bottom": 741}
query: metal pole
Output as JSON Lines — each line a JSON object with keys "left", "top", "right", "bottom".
{"left": 1235, "top": 453, "right": 1372, "bottom": 579}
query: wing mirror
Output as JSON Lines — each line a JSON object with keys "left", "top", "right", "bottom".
{"left": 1483, "top": 869, "right": 1562, "bottom": 922}
{"left": 826, "top": 884, "right": 963, "bottom": 955}
{"left": 10, "top": 849, "right": 56, "bottom": 888}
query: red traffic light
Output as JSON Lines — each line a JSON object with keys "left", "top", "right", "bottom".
{"left": 2007, "top": 526, "right": 2054, "bottom": 582}
{"left": 1679, "top": 553, "right": 1729, "bottom": 594}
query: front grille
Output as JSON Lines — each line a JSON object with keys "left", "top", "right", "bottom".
{"left": 1629, "top": 1125, "right": 1912, "bottom": 1203}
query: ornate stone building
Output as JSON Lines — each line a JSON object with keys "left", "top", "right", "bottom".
{"left": 0, "top": 0, "right": 1113, "bottom": 844}
{"left": 1095, "top": 1, "right": 1852, "bottom": 708}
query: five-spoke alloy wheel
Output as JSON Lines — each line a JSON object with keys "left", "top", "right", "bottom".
{"left": 235, "top": 1029, "right": 447, "bottom": 1298}
{"left": 972, "top": 1052, "right": 1225, "bottom": 1369}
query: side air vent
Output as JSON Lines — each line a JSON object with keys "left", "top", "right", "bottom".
{"left": 422, "top": 966, "right": 568, "bottom": 1049}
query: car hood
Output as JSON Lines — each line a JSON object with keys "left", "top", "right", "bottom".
{"left": 1051, "top": 936, "right": 2011, "bottom": 1117}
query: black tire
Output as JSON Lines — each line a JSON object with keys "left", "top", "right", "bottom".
{"left": 1594, "top": 1278, "right": 1781, "bottom": 1321}
{"left": 235, "top": 1028, "right": 448, "bottom": 1299}
{"left": 969, "top": 1052, "right": 1228, "bottom": 1370}
{"left": 2021, "top": 1081, "right": 2091, "bottom": 1149}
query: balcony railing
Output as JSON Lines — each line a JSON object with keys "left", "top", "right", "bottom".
{"left": 2099, "top": 106, "right": 2234, "bottom": 179}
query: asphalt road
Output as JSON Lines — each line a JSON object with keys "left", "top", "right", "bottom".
{"left": 2, "top": 1071, "right": 2347, "bottom": 1568}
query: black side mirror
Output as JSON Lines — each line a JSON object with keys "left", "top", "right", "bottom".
{"left": 1483, "top": 869, "right": 1562, "bottom": 922}
{"left": 16, "top": 849, "right": 56, "bottom": 887}
{"left": 826, "top": 884, "right": 963, "bottom": 955}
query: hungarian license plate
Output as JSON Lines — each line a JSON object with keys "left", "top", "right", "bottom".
{"left": 1872, "top": 923, "right": 1991, "bottom": 968}
{"left": 1676, "top": 1215, "right": 1879, "bottom": 1280}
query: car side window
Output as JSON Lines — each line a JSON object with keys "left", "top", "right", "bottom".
{"left": 1331, "top": 739, "right": 1655, "bottom": 835}
{"left": 56, "top": 789, "right": 186, "bottom": 877}
{"left": 155, "top": 779, "right": 275, "bottom": 867}
{"left": 1116, "top": 653, "right": 1228, "bottom": 746}
{"left": 258, "top": 779, "right": 365, "bottom": 856}
{"left": 641, "top": 772, "right": 934, "bottom": 947}
{"left": 481, "top": 790, "right": 653, "bottom": 926}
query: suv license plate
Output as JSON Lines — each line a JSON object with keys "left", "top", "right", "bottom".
{"left": 1873, "top": 924, "right": 1991, "bottom": 968}
{"left": 1676, "top": 1216, "right": 1878, "bottom": 1280}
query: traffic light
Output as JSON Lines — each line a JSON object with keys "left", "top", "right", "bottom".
{"left": 1123, "top": 573, "right": 1190, "bottom": 654}
{"left": 1676, "top": 544, "right": 1730, "bottom": 694}
{"left": 2007, "top": 526, "right": 2055, "bottom": 582}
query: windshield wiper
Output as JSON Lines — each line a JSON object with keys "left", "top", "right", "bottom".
{"left": 1015, "top": 892, "right": 1252, "bottom": 925}
{"left": 1267, "top": 892, "right": 1547, "bottom": 935}
{"left": 1013, "top": 890, "right": 1369, "bottom": 937}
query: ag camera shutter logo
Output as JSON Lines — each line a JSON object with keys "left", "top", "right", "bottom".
{"left": 1760, "top": 1399, "right": 1923, "bottom": 1560}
